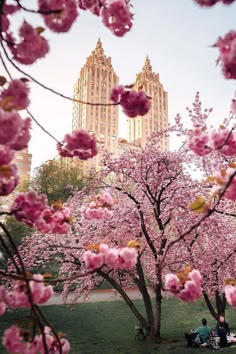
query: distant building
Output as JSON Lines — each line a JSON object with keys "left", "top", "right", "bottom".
{"left": 15, "top": 148, "right": 32, "bottom": 184}
{"left": 72, "top": 41, "right": 169, "bottom": 175}
{"left": 72, "top": 39, "right": 119, "bottom": 175}
{"left": 128, "top": 56, "right": 169, "bottom": 150}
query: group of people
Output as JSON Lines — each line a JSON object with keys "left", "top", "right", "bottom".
{"left": 185, "top": 315, "right": 234, "bottom": 349}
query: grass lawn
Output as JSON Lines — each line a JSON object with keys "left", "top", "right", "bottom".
{"left": 0, "top": 298, "right": 236, "bottom": 353}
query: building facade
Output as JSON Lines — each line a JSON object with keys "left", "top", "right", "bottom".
{"left": 72, "top": 39, "right": 119, "bottom": 174}
{"left": 72, "top": 42, "right": 169, "bottom": 175}
{"left": 128, "top": 56, "right": 169, "bottom": 150}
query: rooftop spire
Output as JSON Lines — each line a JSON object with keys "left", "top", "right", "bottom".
{"left": 96, "top": 38, "right": 102, "bottom": 49}
{"left": 143, "top": 55, "right": 152, "bottom": 72}
{"left": 145, "top": 55, "right": 150, "bottom": 65}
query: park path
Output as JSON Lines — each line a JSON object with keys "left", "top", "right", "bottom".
{"left": 43, "top": 287, "right": 155, "bottom": 306}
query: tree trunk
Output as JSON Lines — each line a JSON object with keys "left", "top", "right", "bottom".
{"left": 215, "top": 290, "right": 226, "bottom": 318}
{"left": 203, "top": 292, "right": 226, "bottom": 321}
{"left": 203, "top": 292, "right": 218, "bottom": 320}
{"left": 97, "top": 270, "right": 149, "bottom": 330}
{"left": 134, "top": 258, "right": 154, "bottom": 336}
{"left": 154, "top": 283, "right": 162, "bottom": 343}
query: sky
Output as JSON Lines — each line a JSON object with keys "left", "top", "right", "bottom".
{"left": 2, "top": 0, "right": 236, "bottom": 171}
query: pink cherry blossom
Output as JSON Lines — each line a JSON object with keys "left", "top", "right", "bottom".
{"left": 0, "top": 163, "right": 19, "bottom": 196}
{"left": 101, "top": 0, "right": 133, "bottom": 37}
{"left": 82, "top": 191, "right": 113, "bottom": 220}
{"left": 165, "top": 269, "right": 202, "bottom": 302}
{"left": 42, "top": 327, "right": 71, "bottom": 354}
{"left": 83, "top": 243, "right": 138, "bottom": 270}
{"left": 105, "top": 249, "right": 119, "bottom": 268}
{"left": 2, "top": 274, "right": 53, "bottom": 308}
{"left": 83, "top": 250, "right": 104, "bottom": 270}
{"left": 0, "top": 146, "right": 14, "bottom": 165}
{"left": 8, "top": 117, "right": 31, "bottom": 151}
{"left": 225, "top": 285, "right": 236, "bottom": 307}
{"left": 165, "top": 274, "right": 180, "bottom": 293}
{"left": 118, "top": 247, "right": 138, "bottom": 269}
{"left": 187, "top": 126, "right": 211, "bottom": 156}
{"left": 0, "top": 109, "right": 23, "bottom": 146}
{"left": 231, "top": 98, "right": 236, "bottom": 113}
{"left": 194, "top": 0, "right": 219, "bottom": 5}
{"left": 11, "top": 191, "right": 48, "bottom": 227}
{"left": 194, "top": 0, "right": 235, "bottom": 5}
{"left": 209, "top": 128, "right": 236, "bottom": 156}
{"left": 178, "top": 279, "right": 202, "bottom": 302}
{"left": 39, "top": 0, "right": 78, "bottom": 32}
{"left": 0, "top": 79, "right": 30, "bottom": 111}
{"left": 78, "top": 0, "right": 101, "bottom": 11}
{"left": 57, "top": 129, "right": 98, "bottom": 160}
{"left": 11, "top": 192, "right": 72, "bottom": 233}
{"left": 110, "top": 85, "right": 151, "bottom": 118}
{"left": 9, "top": 21, "right": 49, "bottom": 65}
{"left": 211, "top": 166, "right": 236, "bottom": 201}
{"left": 36, "top": 205, "right": 72, "bottom": 234}
{"left": 2, "top": 325, "right": 27, "bottom": 354}
{"left": 2, "top": 324, "right": 70, "bottom": 354}
{"left": 1, "top": 3, "right": 20, "bottom": 32}
{"left": 215, "top": 31, "right": 236, "bottom": 80}
{"left": 97, "top": 192, "right": 113, "bottom": 206}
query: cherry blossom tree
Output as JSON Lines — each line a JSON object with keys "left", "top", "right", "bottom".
{"left": 1, "top": 0, "right": 236, "bottom": 352}
{"left": 19, "top": 135, "right": 218, "bottom": 342}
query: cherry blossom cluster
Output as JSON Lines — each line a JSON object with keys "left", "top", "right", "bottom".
{"left": 6, "top": 21, "right": 49, "bottom": 65}
{"left": 209, "top": 165, "right": 236, "bottom": 201}
{"left": 110, "top": 85, "right": 151, "bottom": 118}
{"left": 100, "top": 0, "right": 133, "bottom": 37}
{"left": 3, "top": 325, "right": 70, "bottom": 354}
{"left": 0, "top": 79, "right": 31, "bottom": 196}
{"left": 194, "top": 0, "right": 236, "bottom": 6}
{"left": 2, "top": 0, "right": 133, "bottom": 66}
{"left": 0, "top": 274, "right": 53, "bottom": 316}
{"left": 224, "top": 284, "right": 236, "bottom": 307}
{"left": 81, "top": 191, "right": 113, "bottom": 220}
{"left": 57, "top": 129, "right": 98, "bottom": 160}
{"left": 39, "top": 0, "right": 79, "bottom": 33}
{"left": 11, "top": 192, "right": 72, "bottom": 234}
{"left": 215, "top": 31, "right": 236, "bottom": 80}
{"left": 165, "top": 268, "right": 203, "bottom": 302}
{"left": 83, "top": 243, "right": 138, "bottom": 271}
{"left": 188, "top": 125, "right": 236, "bottom": 157}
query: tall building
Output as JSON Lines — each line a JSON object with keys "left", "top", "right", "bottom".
{"left": 72, "top": 39, "right": 119, "bottom": 174}
{"left": 128, "top": 56, "right": 169, "bottom": 150}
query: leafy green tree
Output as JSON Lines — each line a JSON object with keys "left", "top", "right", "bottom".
{"left": 31, "top": 159, "right": 85, "bottom": 204}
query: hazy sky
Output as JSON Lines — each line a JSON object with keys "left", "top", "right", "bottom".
{"left": 3, "top": 0, "right": 236, "bottom": 171}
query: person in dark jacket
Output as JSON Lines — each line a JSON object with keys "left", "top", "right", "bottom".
{"left": 216, "top": 315, "right": 230, "bottom": 336}
{"left": 217, "top": 322, "right": 228, "bottom": 347}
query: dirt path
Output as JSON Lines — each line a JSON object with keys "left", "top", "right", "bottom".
{"left": 43, "top": 287, "right": 155, "bottom": 306}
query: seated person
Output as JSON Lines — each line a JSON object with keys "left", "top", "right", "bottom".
{"left": 216, "top": 321, "right": 228, "bottom": 347}
{"left": 185, "top": 318, "right": 211, "bottom": 347}
{"left": 216, "top": 315, "right": 230, "bottom": 336}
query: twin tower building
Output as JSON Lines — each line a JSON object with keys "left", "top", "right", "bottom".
{"left": 72, "top": 39, "right": 168, "bottom": 174}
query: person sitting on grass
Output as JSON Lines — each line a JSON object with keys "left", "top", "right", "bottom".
{"left": 185, "top": 318, "right": 211, "bottom": 347}
{"left": 216, "top": 315, "right": 230, "bottom": 336}
{"left": 216, "top": 321, "right": 228, "bottom": 348}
